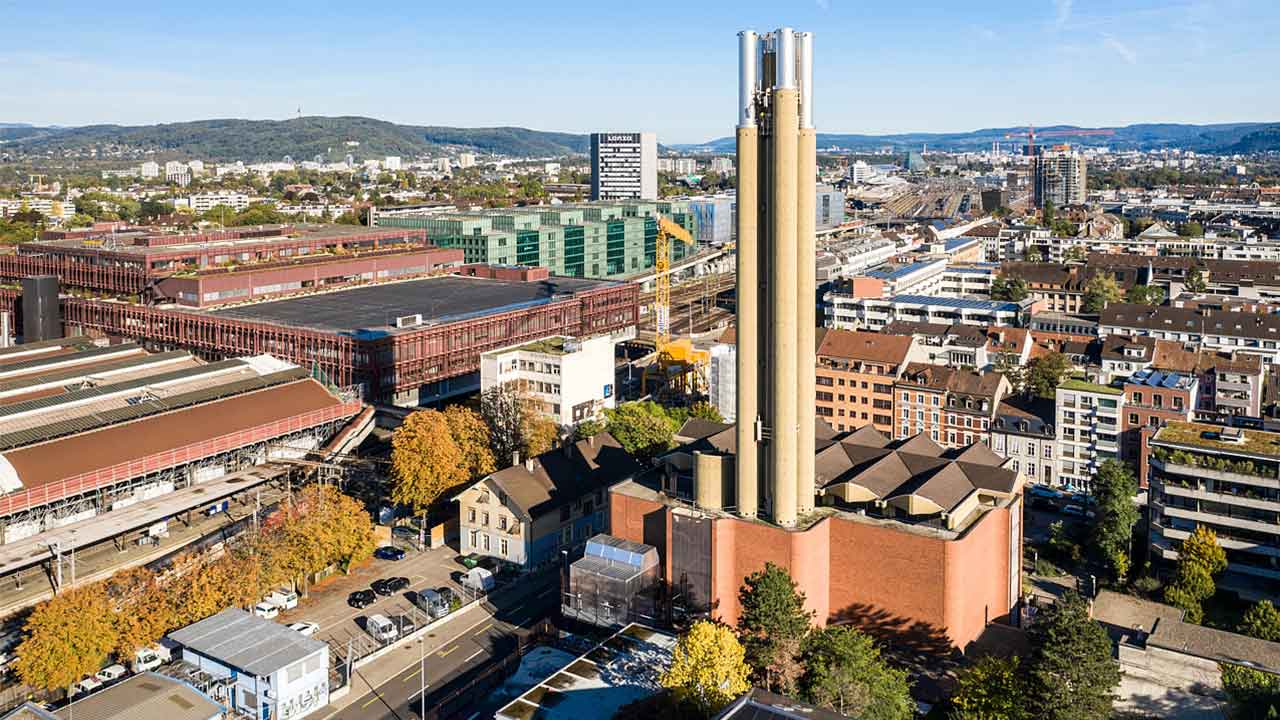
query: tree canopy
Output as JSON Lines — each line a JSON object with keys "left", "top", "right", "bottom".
{"left": 991, "top": 275, "right": 1029, "bottom": 302}
{"left": 950, "top": 655, "right": 1026, "bottom": 720}
{"left": 1023, "top": 591, "right": 1121, "bottom": 720}
{"left": 1185, "top": 266, "right": 1209, "bottom": 294}
{"left": 15, "top": 586, "right": 119, "bottom": 690}
{"left": 602, "top": 401, "right": 680, "bottom": 460}
{"left": 390, "top": 410, "right": 470, "bottom": 514}
{"left": 661, "top": 620, "right": 751, "bottom": 717}
{"left": 1125, "top": 284, "right": 1166, "bottom": 305}
{"left": 800, "top": 625, "right": 913, "bottom": 720}
{"left": 1025, "top": 351, "right": 1072, "bottom": 399}
{"left": 1164, "top": 525, "right": 1227, "bottom": 624}
{"left": 1082, "top": 272, "right": 1123, "bottom": 313}
{"left": 1222, "top": 600, "right": 1280, "bottom": 719}
{"left": 738, "top": 562, "right": 813, "bottom": 693}
{"left": 1090, "top": 459, "right": 1139, "bottom": 580}
{"left": 442, "top": 405, "right": 497, "bottom": 480}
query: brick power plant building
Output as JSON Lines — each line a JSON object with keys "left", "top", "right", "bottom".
{"left": 607, "top": 30, "right": 1025, "bottom": 650}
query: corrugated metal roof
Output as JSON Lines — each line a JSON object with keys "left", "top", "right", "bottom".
{"left": 0, "top": 343, "right": 143, "bottom": 378}
{"left": 168, "top": 608, "right": 326, "bottom": 678}
{"left": 0, "top": 350, "right": 191, "bottom": 396}
{"left": 0, "top": 367, "right": 306, "bottom": 451}
{"left": 54, "top": 673, "right": 222, "bottom": 720}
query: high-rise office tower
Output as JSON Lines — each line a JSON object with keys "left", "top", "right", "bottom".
{"left": 1033, "top": 145, "right": 1087, "bottom": 208}
{"left": 735, "top": 28, "right": 817, "bottom": 527}
{"left": 590, "top": 132, "right": 658, "bottom": 201}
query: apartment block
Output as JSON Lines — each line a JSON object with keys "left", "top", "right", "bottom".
{"left": 1150, "top": 422, "right": 1280, "bottom": 601}
{"left": 894, "top": 363, "right": 1008, "bottom": 447}
{"left": 1055, "top": 379, "right": 1125, "bottom": 492}
{"left": 1034, "top": 146, "right": 1087, "bottom": 208}
{"left": 826, "top": 294, "right": 1030, "bottom": 331}
{"left": 1121, "top": 368, "right": 1196, "bottom": 481}
{"left": 815, "top": 329, "right": 913, "bottom": 435}
{"left": 990, "top": 400, "right": 1058, "bottom": 487}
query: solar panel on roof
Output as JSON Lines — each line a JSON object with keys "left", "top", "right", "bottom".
{"left": 1146, "top": 371, "right": 1164, "bottom": 387}
{"left": 1162, "top": 374, "right": 1180, "bottom": 388}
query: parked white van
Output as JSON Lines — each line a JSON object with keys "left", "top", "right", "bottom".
{"left": 365, "top": 614, "right": 399, "bottom": 643}
{"left": 132, "top": 645, "right": 171, "bottom": 673}
{"left": 74, "top": 676, "right": 103, "bottom": 695}
{"left": 95, "top": 664, "right": 127, "bottom": 683}
{"left": 265, "top": 588, "right": 298, "bottom": 610}
{"left": 252, "top": 602, "right": 279, "bottom": 620}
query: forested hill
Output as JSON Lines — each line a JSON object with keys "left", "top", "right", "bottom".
{"left": 0, "top": 116, "right": 589, "bottom": 160}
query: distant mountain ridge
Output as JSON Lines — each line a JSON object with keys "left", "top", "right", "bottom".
{"left": 672, "top": 122, "right": 1280, "bottom": 153}
{"left": 0, "top": 116, "right": 590, "bottom": 161}
{"left": 2, "top": 117, "right": 1278, "bottom": 160}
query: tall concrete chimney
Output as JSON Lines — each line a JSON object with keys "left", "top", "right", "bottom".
{"left": 736, "top": 28, "right": 817, "bottom": 527}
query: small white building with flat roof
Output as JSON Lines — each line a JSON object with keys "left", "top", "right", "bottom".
{"left": 480, "top": 333, "right": 623, "bottom": 427}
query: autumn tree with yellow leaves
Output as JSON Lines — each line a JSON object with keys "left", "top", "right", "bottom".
{"left": 391, "top": 410, "right": 471, "bottom": 515}
{"left": 443, "top": 405, "right": 497, "bottom": 479}
{"left": 15, "top": 585, "right": 119, "bottom": 691}
{"left": 661, "top": 620, "right": 751, "bottom": 717}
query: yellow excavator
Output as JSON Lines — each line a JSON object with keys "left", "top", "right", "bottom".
{"left": 647, "top": 215, "right": 709, "bottom": 399}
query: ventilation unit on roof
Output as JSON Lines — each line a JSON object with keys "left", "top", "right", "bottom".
{"left": 393, "top": 314, "right": 422, "bottom": 328}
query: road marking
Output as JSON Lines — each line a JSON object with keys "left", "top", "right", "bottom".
{"left": 402, "top": 667, "right": 421, "bottom": 682}
{"left": 464, "top": 649, "right": 484, "bottom": 663}
{"left": 437, "top": 644, "right": 458, "bottom": 658}
{"left": 361, "top": 695, "right": 381, "bottom": 709}
{"left": 473, "top": 623, "right": 493, "bottom": 636}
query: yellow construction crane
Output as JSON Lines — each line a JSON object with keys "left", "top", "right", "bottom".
{"left": 653, "top": 215, "right": 694, "bottom": 349}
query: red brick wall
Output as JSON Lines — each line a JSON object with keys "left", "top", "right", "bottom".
{"left": 944, "top": 505, "right": 1016, "bottom": 648}
{"left": 608, "top": 490, "right": 1017, "bottom": 650}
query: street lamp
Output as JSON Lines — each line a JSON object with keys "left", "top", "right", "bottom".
{"left": 418, "top": 636, "right": 426, "bottom": 719}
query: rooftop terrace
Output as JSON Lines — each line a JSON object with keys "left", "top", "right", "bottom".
{"left": 1153, "top": 421, "right": 1280, "bottom": 459}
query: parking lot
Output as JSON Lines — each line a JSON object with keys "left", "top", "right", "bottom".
{"left": 270, "top": 542, "right": 476, "bottom": 668}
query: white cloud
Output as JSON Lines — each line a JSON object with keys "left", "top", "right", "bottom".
{"left": 1102, "top": 34, "right": 1137, "bottom": 64}
{"left": 1053, "top": 0, "right": 1073, "bottom": 28}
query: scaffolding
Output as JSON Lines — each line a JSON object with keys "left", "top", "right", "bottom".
{"left": 563, "top": 535, "right": 660, "bottom": 628}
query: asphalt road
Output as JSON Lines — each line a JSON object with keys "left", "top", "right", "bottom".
{"left": 320, "top": 573, "right": 559, "bottom": 720}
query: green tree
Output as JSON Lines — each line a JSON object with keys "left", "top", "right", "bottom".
{"left": 1063, "top": 245, "right": 1087, "bottom": 262}
{"left": 1041, "top": 200, "right": 1056, "bottom": 226}
{"left": 990, "top": 275, "right": 1029, "bottom": 302}
{"left": 1025, "top": 351, "right": 1071, "bottom": 399}
{"left": 688, "top": 401, "right": 724, "bottom": 423}
{"left": 1164, "top": 525, "right": 1227, "bottom": 624}
{"left": 572, "top": 418, "right": 604, "bottom": 441}
{"left": 1125, "top": 284, "right": 1166, "bottom": 305}
{"left": 950, "top": 655, "right": 1026, "bottom": 720}
{"left": 1025, "top": 245, "right": 1045, "bottom": 263}
{"left": 1241, "top": 600, "right": 1280, "bottom": 642}
{"left": 1222, "top": 601, "right": 1280, "bottom": 719}
{"left": 1082, "top": 272, "right": 1123, "bottom": 313}
{"left": 738, "top": 563, "right": 813, "bottom": 693}
{"left": 1178, "top": 221, "right": 1204, "bottom": 237}
{"left": 1023, "top": 591, "right": 1120, "bottom": 720}
{"left": 390, "top": 410, "right": 468, "bottom": 515}
{"left": 602, "top": 401, "right": 678, "bottom": 460}
{"left": 1090, "top": 460, "right": 1139, "bottom": 580}
{"left": 660, "top": 620, "right": 751, "bottom": 717}
{"left": 67, "top": 212, "right": 96, "bottom": 228}
{"left": 15, "top": 585, "right": 120, "bottom": 691}
{"left": 1185, "top": 266, "right": 1209, "bottom": 293}
{"left": 800, "top": 625, "right": 913, "bottom": 720}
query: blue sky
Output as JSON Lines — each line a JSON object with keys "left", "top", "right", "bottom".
{"left": 3, "top": 0, "right": 1276, "bottom": 143}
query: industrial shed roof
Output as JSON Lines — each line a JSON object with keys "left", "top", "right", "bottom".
{"left": 0, "top": 378, "right": 341, "bottom": 490}
{"left": 168, "top": 608, "right": 326, "bottom": 678}
{"left": 53, "top": 672, "right": 223, "bottom": 720}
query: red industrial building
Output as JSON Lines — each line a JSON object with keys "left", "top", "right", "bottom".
{"left": 1, "top": 224, "right": 456, "bottom": 301}
{"left": 0, "top": 264, "right": 638, "bottom": 406}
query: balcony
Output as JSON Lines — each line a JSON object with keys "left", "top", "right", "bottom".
{"left": 1163, "top": 483, "right": 1280, "bottom": 513}
{"left": 1160, "top": 503, "right": 1280, "bottom": 538}
{"left": 1153, "top": 517, "right": 1280, "bottom": 559}
{"left": 1153, "top": 457, "right": 1280, "bottom": 491}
